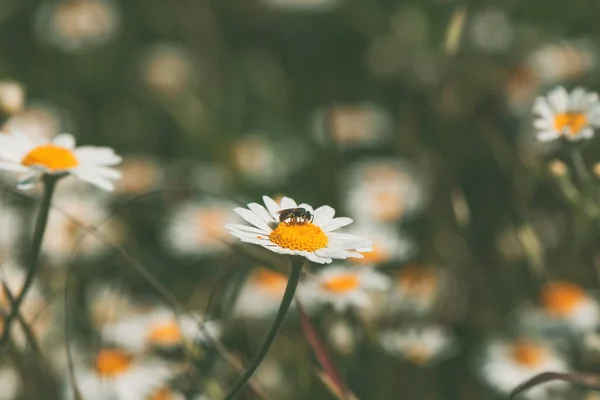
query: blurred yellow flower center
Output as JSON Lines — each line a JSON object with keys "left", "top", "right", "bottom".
{"left": 397, "top": 266, "right": 438, "bottom": 297}
{"left": 148, "top": 322, "right": 182, "bottom": 345}
{"left": 541, "top": 281, "right": 586, "bottom": 316}
{"left": 405, "top": 345, "right": 431, "bottom": 365}
{"left": 554, "top": 112, "right": 587, "bottom": 135}
{"left": 252, "top": 268, "right": 288, "bottom": 295}
{"left": 321, "top": 274, "right": 360, "bottom": 293}
{"left": 269, "top": 222, "right": 328, "bottom": 252}
{"left": 374, "top": 191, "right": 405, "bottom": 221}
{"left": 150, "top": 387, "right": 174, "bottom": 400}
{"left": 511, "top": 340, "right": 547, "bottom": 367}
{"left": 95, "top": 349, "right": 133, "bottom": 377}
{"left": 354, "top": 242, "right": 385, "bottom": 264}
{"left": 196, "top": 208, "right": 230, "bottom": 240}
{"left": 22, "top": 145, "right": 78, "bottom": 171}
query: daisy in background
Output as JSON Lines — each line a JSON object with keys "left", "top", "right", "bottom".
{"left": 348, "top": 223, "right": 416, "bottom": 265}
{"left": 0, "top": 131, "right": 121, "bottom": 190}
{"left": 115, "top": 155, "right": 163, "bottom": 195}
{"left": 476, "top": 337, "right": 569, "bottom": 399}
{"left": 234, "top": 267, "right": 290, "bottom": 320}
{"left": 67, "top": 348, "right": 172, "bottom": 400}
{"left": 87, "top": 283, "right": 137, "bottom": 328}
{"left": 101, "top": 308, "right": 220, "bottom": 353}
{"left": 517, "top": 280, "right": 600, "bottom": 335}
{"left": 2, "top": 103, "right": 68, "bottom": 142}
{"left": 388, "top": 264, "right": 451, "bottom": 315}
{"left": 299, "top": 265, "right": 390, "bottom": 313}
{"left": 312, "top": 103, "right": 393, "bottom": 150}
{"left": 164, "top": 199, "right": 238, "bottom": 257}
{"left": 148, "top": 386, "right": 186, "bottom": 400}
{"left": 342, "top": 159, "right": 427, "bottom": 224}
{"left": 378, "top": 325, "right": 457, "bottom": 367}
{"left": 42, "top": 192, "right": 125, "bottom": 265}
{"left": 226, "top": 196, "right": 372, "bottom": 264}
{"left": 532, "top": 86, "right": 600, "bottom": 142}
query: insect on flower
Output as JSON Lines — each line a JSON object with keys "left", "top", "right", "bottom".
{"left": 277, "top": 207, "right": 314, "bottom": 224}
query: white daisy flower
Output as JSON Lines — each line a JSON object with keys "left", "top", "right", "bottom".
{"left": 101, "top": 309, "right": 220, "bottom": 353}
{"left": 2, "top": 103, "right": 67, "bottom": 142}
{"left": 299, "top": 265, "right": 390, "bottom": 312}
{"left": 347, "top": 223, "right": 416, "bottom": 265}
{"left": 164, "top": 200, "right": 238, "bottom": 257}
{"left": 388, "top": 264, "right": 450, "bottom": 315}
{"left": 0, "top": 132, "right": 121, "bottom": 190}
{"left": 518, "top": 281, "right": 600, "bottom": 334}
{"left": 87, "top": 283, "right": 137, "bottom": 328}
{"left": 342, "top": 159, "right": 427, "bottom": 223}
{"left": 115, "top": 155, "right": 163, "bottom": 195}
{"left": 225, "top": 196, "right": 372, "bottom": 264}
{"left": 378, "top": 325, "right": 457, "bottom": 366}
{"left": 139, "top": 42, "right": 197, "bottom": 99}
{"left": 477, "top": 337, "right": 569, "bottom": 399}
{"left": 532, "top": 86, "right": 600, "bottom": 142}
{"left": 312, "top": 103, "right": 393, "bottom": 150}
{"left": 234, "top": 267, "right": 290, "bottom": 320}
{"left": 68, "top": 349, "right": 173, "bottom": 400}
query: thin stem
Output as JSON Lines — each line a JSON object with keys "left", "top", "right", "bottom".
{"left": 0, "top": 175, "right": 58, "bottom": 347}
{"left": 571, "top": 148, "right": 593, "bottom": 186}
{"left": 224, "top": 257, "right": 304, "bottom": 400}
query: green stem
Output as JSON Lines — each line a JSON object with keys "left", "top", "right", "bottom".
{"left": 0, "top": 175, "right": 58, "bottom": 347}
{"left": 224, "top": 257, "right": 304, "bottom": 400}
{"left": 571, "top": 148, "right": 593, "bottom": 186}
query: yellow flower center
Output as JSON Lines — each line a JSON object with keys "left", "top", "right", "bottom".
{"left": 321, "top": 273, "right": 360, "bottom": 293}
{"left": 511, "top": 340, "right": 547, "bottom": 368}
{"left": 147, "top": 322, "right": 182, "bottom": 346}
{"left": 373, "top": 191, "right": 405, "bottom": 221}
{"left": 195, "top": 208, "right": 230, "bottom": 242}
{"left": 95, "top": 349, "right": 133, "bottom": 377}
{"left": 541, "top": 281, "right": 586, "bottom": 316}
{"left": 353, "top": 242, "right": 386, "bottom": 264}
{"left": 251, "top": 268, "right": 288, "bottom": 295}
{"left": 21, "top": 145, "right": 78, "bottom": 171}
{"left": 405, "top": 345, "right": 431, "bottom": 366}
{"left": 150, "top": 387, "right": 175, "bottom": 400}
{"left": 554, "top": 112, "right": 587, "bottom": 135}
{"left": 269, "top": 222, "right": 328, "bottom": 252}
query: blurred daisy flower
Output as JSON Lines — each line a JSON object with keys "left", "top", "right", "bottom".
{"left": 226, "top": 196, "right": 372, "bottom": 264}
{"left": 518, "top": 281, "right": 600, "bottom": 334}
{"left": 102, "top": 309, "right": 220, "bottom": 353}
{"left": 477, "top": 337, "right": 569, "bottom": 399}
{"left": 2, "top": 103, "right": 68, "bottom": 142}
{"left": 148, "top": 386, "right": 185, "bottom": 400}
{"left": 0, "top": 132, "right": 122, "bottom": 190}
{"left": 164, "top": 200, "right": 238, "bottom": 257}
{"left": 343, "top": 159, "right": 427, "bottom": 223}
{"left": 35, "top": 0, "right": 120, "bottom": 53}
{"left": 378, "top": 325, "right": 457, "bottom": 366}
{"left": 43, "top": 192, "right": 124, "bottom": 265}
{"left": 468, "top": 8, "right": 514, "bottom": 53}
{"left": 231, "top": 133, "right": 309, "bottom": 186}
{"left": 259, "top": 0, "right": 343, "bottom": 12}
{"left": 312, "top": 103, "right": 393, "bottom": 150}
{"left": 87, "top": 283, "right": 136, "bottom": 328}
{"left": 0, "top": 365, "right": 20, "bottom": 399}
{"left": 348, "top": 223, "right": 416, "bottom": 265}
{"left": 300, "top": 265, "right": 390, "bottom": 312}
{"left": 139, "top": 43, "right": 197, "bottom": 99}
{"left": 0, "top": 80, "right": 25, "bottom": 116}
{"left": 115, "top": 155, "right": 163, "bottom": 195}
{"left": 234, "top": 267, "right": 289, "bottom": 320}
{"left": 388, "top": 264, "right": 449, "bottom": 315}
{"left": 69, "top": 348, "right": 172, "bottom": 400}
{"left": 532, "top": 86, "right": 600, "bottom": 142}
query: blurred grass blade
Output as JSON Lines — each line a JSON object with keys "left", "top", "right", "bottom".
{"left": 444, "top": 7, "right": 467, "bottom": 55}
{"left": 296, "top": 300, "right": 356, "bottom": 400}
{"left": 509, "top": 371, "right": 600, "bottom": 399}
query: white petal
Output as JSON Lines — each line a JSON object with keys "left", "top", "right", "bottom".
{"left": 247, "top": 203, "right": 276, "bottom": 225}
{"left": 279, "top": 196, "right": 298, "bottom": 209}
{"left": 548, "top": 86, "right": 568, "bottom": 112}
{"left": 536, "top": 130, "right": 560, "bottom": 142}
{"left": 533, "top": 118, "right": 554, "bottom": 129}
{"left": 233, "top": 208, "right": 273, "bottom": 233}
{"left": 262, "top": 196, "right": 281, "bottom": 220}
{"left": 568, "top": 87, "right": 586, "bottom": 111}
{"left": 17, "top": 173, "right": 41, "bottom": 190}
{"left": 74, "top": 147, "right": 122, "bottom": 166}
{"left": 532, "top": 98, "right": 553, "bottom": 119}
{"left": 75, "top": 166, "right": 122, "bottom": 179}
{"left": 321, "top": 217, "right": 353, "bottom": 232}
{"left": 52, "top": 133, "right": 76, "bottom": 149}
{"left": 225, "top": 223, "right": 269, "bottom": 236}
{"left": 306, "top": 252, "right": 331, "bottom": 264}
{"left": 0, "top": 161, "right": 28, "bottom": 172}
{"left": 313, "top": 205, "right": 335, "bottom": 226}
{"left": 297, "top": 203, "right": 314, "bottom": 213}
{"left": 72, "top": 171, "right": 115, "bottom": 191}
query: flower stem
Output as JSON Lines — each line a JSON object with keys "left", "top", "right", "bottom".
{"left": 0, "top": 174, "right": 58, "bottom": 347}
{"left": 224, "top": 257, "right": 304, "bottom": 400}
